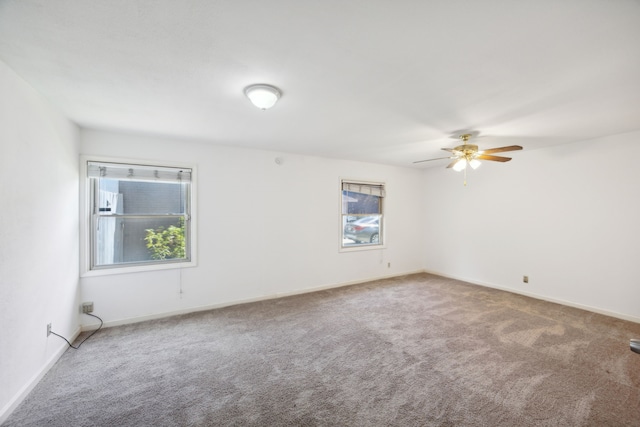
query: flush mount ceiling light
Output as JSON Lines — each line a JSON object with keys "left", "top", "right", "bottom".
{"left": 244, "top": 84, "right": 281, "bottom": 110}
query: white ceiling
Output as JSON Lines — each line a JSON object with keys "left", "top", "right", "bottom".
{"left": 1, "top": 0, "right": 639, "bottom": 167}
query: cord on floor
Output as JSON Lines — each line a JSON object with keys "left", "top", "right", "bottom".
{"left": 50, "top": 313, "right": 104, "bottom": 350}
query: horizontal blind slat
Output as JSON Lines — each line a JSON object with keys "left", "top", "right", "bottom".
{"left": 341, "top": 182, "right": 385, "bottom": 197}
{"left": 88, "top": 162, "right": 191, "bottom": 183}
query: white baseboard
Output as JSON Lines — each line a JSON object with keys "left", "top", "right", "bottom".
{"left": 0, "top": 327, "right": 81, "bottom": 424}
{"left": 76, "top": 267, "right": 640, "bottom": 332}
{"left": 423, "top": 269, "right": 640, "bottom": 324}
{"left": 81, "top": 269, "right": 426, "bottom": 330}
{"left": 83, "top": 268, "right": 640, "bottom": 330}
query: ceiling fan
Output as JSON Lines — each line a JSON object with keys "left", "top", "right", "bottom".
{"left": 414, "top": 133, "right": 523, "bottom": 168}
{"left": 414, "top": 133, "right": 523, "bottom": 184}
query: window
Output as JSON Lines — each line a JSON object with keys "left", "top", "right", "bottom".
{"left": 86, "top": 161, "right": 193, "bottom": 271}
{"left": 341, "top": 180, "right": 384, "bottom": 247}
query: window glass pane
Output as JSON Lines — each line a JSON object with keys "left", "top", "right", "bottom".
{"left": 343, "top": 214, "right": 381, "bottom": 245}
{"left": 95, "top": 216, "right": 186, "bottom": 267}
{"left": 341, "top": 183, "right": 383, "bottom": 247}
{"left": 97, "top": 179, "right": 186, "bottom": 215}
{"left": 88, "top": 160, "right": 192, "bottom": 271}
{"left": 342, "top": 190, "right": 381, "bottom": 215}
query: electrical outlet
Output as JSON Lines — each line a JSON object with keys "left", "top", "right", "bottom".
{"left": 47, "top": 323, "right": 51, "bottom": 337}
{"left": 82, "top": 302, "right": 94, "bottom": 314}
{"left": 523, "top": 275, "right": 529, "bottom": 284}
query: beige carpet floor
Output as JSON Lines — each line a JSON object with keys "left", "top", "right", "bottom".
{"left": 4, "top": 273, "right": 640, "bottom": 426}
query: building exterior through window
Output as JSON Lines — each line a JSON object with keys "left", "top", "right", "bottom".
{"left": 341, "top": 180, "right": 384, "bottom": 247}
{"left": 87, "top": 161, "right": 192, "bottom": 270}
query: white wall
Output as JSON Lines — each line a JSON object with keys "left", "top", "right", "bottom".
{"left": 0, "top": 61, "right": 80, "bottom": 422}
{"left": 5, "top": 67, "right": 637, "bottom": 422}
{"left": 80, "top": 129, "right": 425, "bottom": 326}
{"left": 422, "top": 131, "right": 640, "bottom": 321}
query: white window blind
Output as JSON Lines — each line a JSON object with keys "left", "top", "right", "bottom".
{"left": 87, "top": 162, "right": 191, "bottom": 183}
{"left": 341, "top": 182, "right": 385, "bottom": 197}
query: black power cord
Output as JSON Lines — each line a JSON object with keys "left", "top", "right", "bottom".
{"left": 50, "top": 313, "right": 104, "bottom": 350}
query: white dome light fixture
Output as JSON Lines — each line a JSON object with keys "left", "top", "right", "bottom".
{"left": 244, "top": 84, "right": 281, "bottom": 110}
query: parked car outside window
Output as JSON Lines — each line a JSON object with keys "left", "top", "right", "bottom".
{"left": 344, "top": 215, "right": 380, "bottom": 244}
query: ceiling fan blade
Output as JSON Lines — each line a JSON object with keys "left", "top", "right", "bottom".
{"left": 480, "top": 145, "right": 523, "bottom": 154}
{"left": 476, "top": 154, "right": 512, "bottom": 162}
{"left": 441, "top": 147, "right": 454, "bottom": 152}
{"left": 446, "top": 159, "right": 460, "bottom": 168}
{"left": 413, "top": 156, "right": 454, "bottom": 164}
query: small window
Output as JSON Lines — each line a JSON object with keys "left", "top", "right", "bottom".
{"left": 341, "top": 181, "right": 384, "bottom": 247}
{"left": 87, "top": 161, "right": 193, "bottom": 271}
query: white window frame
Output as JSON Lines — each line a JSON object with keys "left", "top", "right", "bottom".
{"left": 339, "top": 178, "right": 386, "bottom": 252}
{"left": 80, "top": 155, "right": 197, "bottom": 276}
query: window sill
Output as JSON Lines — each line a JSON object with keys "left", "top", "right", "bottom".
{"left": 339, "top": 244, "right": 387, "bottom": 253}
{"left": 81, "top": 260, "right": 197, "bottom": 277}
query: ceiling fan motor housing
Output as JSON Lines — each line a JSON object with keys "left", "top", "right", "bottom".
{"left": 453, "top": 144, "right": 479, "bottom": 157}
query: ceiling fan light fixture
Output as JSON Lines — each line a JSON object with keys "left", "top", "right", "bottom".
{"left": 453, "top": 159, "right": 467, "bottom": 172}
{"left": 244, "top": 84, "right": 281, "bottom": 110}
{"left": 469, "top": 159, "right": 481, "bottom": 169}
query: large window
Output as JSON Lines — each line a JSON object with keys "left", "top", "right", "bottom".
{"left": 341, "top": 180, "right": 384, "bottom": 247}
{"left": 86, "top": 161, "right": 193, "bottom": 271}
